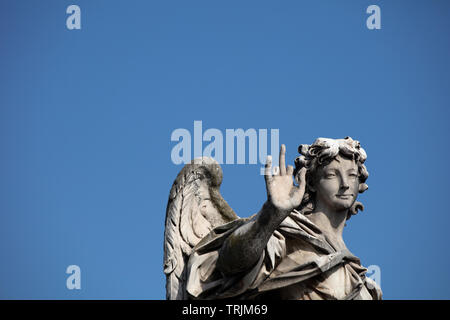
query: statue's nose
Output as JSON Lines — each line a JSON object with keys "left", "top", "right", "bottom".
{"left": 340, "top": 178, "right": 350, "bottom": 190}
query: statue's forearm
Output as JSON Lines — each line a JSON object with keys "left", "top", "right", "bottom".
{"left": 217, "top": 201, "right": 288, "bottom": 275}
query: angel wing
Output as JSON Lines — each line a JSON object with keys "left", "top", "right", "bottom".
{"left": 163, "top": 157, "right": 239, "bottom": 300}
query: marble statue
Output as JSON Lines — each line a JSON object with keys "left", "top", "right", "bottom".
{"left": 164, "top": 137, "right": 382, "bottom": 300}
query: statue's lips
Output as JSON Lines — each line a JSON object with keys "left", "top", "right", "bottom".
{"left": 336, "top": 194, "right": 353, "bottom": 199}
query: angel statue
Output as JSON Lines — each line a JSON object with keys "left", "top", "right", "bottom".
{"left": 163, "top": 137, "right": 382, "bottom": 300}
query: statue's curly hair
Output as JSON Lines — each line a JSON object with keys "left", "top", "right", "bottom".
{"left": 293, "top": 137, "right": 369, "bottom": 220}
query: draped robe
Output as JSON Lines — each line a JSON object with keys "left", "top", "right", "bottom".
{"left": 185, "top": 209, "right": 382, "bottom": 300}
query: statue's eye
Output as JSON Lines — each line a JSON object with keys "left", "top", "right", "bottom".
{"left": 325, "top": 173, "right": 336, "bottom": 178}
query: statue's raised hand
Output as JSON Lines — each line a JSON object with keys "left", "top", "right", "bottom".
{"left": 264, "top": 144, "right": 306, "bottom": 215}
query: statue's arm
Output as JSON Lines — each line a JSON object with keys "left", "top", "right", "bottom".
{"left": 217, "top": 201, "right": 288, "bottom": 275}
{"left": 217, "top": 145, "right": 307, "bottom": 276}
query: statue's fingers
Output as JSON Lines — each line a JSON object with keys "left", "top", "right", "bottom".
{"left": 279, "top": 144, "right": 286, "bottom": 175}
{"left": 264, "top": 156, "right": 273, "bottom": 183}
{"left": 287, "top": 165, "right": 294, "bottom": 176}
{"left": 273, "top": 166, "right": 280, "bottom": 176}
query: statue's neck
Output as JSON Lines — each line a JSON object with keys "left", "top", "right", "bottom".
{"left": 308, "top": 205, "right": 348, "bottom": 251}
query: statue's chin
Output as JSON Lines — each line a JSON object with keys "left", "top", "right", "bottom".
{"left": 331, "top": 198, "right": 355, "bottom": 212}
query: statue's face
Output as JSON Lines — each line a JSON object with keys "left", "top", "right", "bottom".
{"left": 313, "top": 154, "right": 359, "bottom": 212}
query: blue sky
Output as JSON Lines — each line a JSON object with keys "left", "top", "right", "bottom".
{"left": 0, "top": 0, "right": 449, "bottom": 299}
